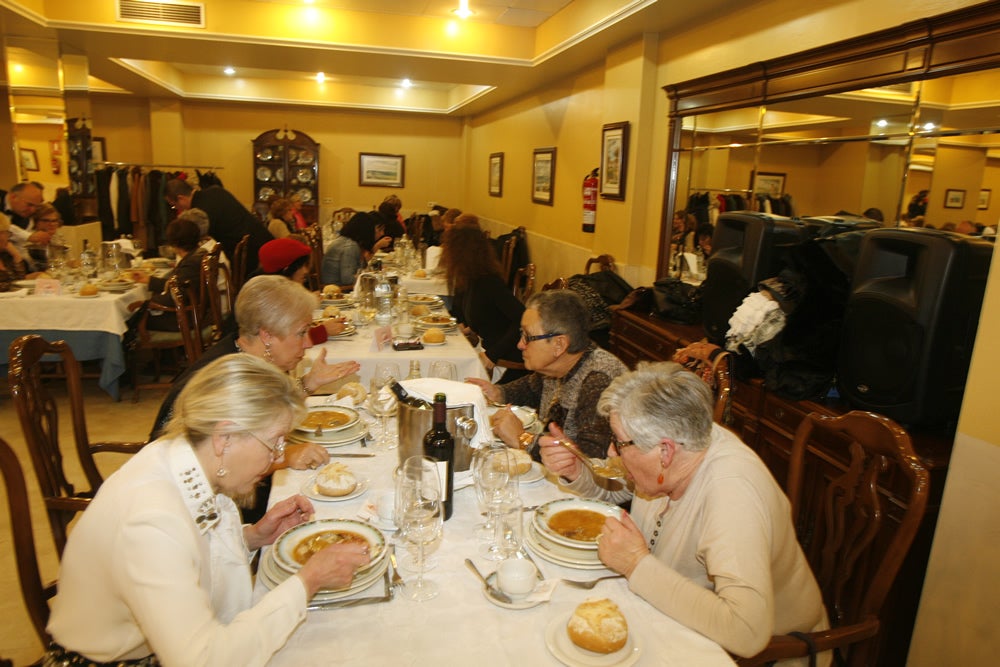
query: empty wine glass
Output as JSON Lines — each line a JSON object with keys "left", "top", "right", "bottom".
{"left": 428, "top": 361, "right": 457, "bottom": 381}
{"left": 358, "top": 291, "right": 377, "bottom": 327}
{"left": 368, "top": 362, "right": 399, "bottom": 451}
{"left": 398, "top": 456, "right": 444, "bottom": 601}
{"left": 475, "top": 445, "right": 518, "bottom": 561}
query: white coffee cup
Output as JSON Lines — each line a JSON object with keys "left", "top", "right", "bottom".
{"left": 497, "top": 558, "right": 537, "bottom": 600}
{"left": 376, "top": 491, "right": 396, "bottom": 525}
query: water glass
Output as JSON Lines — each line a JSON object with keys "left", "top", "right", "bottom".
{"left": 429, "top": 361, "right": 457, "bottom": 381}
{"left": 397, "top": 456, "right": 444, "bottom": 601}
{"left": 368, "top": 363, "right": 399, "bottom": 451}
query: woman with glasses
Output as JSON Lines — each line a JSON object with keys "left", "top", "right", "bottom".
{"left": 150, "top": 275, "right": 361, "bottom": 520}
{"left": 537, "top": 361, "right": 829, "bottom": 662}
{"left": 46, "top": 354, "right": 372, "bottom": 667}
{"left": 467, "top": 289, "right": 627, "bottom": 458}
{"left": 440, "top": 224, "right": 527, "bottom": 383}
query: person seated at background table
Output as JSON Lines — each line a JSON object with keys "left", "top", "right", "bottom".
{"left": 178, "top": 206, "right": 229, "bottom": 265}
{"left": 47, "top": 354, "right": 371, "bottom": 666}
{"left": 539, "top": 361, "right": 829, "bottom": 663}
{"left": 24, "top": 203, "right": 65, "bottom": 272}
{"left": 441, "top": 224, "right": 527, "bottom": 383}
{"left": 696, "top": 222, "right": 714, "bottom": 261}
{"left": 267, "top": 197, "right": 297, "bottom": 238}
{"left": 130, "top": 217, "right": 205, "bottom": 331}
{"left": 321, "top": 211, "right": 391, "bottom": 289}
{"left": 2, "top": 181, "right": 52, "bottom": 272}
{"left": 0, "top": 214, "right": 28, "bottom": 291}
{"left": 256, "top": 236, "right": 312, "bottom": 285}
{"left": 289, "top": 193, "right": 309, "bottom": 230}
{"left": 150, "top": 275, "right": 360, "bottom": 521}
{"left": 467, "top": 290, "right": 627, "bottom": 458}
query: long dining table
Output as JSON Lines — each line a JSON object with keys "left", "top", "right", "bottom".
{"left": 256, "top": 401, "right": 736, "bottom": 666}
{"left": 0, "top": 283, "right": 149, "bottom": 399}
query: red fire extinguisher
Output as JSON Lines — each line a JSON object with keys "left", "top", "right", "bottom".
{"left": 582, "top": 168, "right": 599, "bottom": 233}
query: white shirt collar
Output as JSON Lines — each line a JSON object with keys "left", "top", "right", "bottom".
{"left": 165, "top": 437, "right": 223, "bottom": 534}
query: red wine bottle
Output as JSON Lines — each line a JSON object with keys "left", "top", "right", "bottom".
{"left": 422, "top": 393, "right": 455, "bottom": 520}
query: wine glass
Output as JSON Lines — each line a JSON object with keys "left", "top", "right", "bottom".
{"left": 429, "top": 361, "right": 457, "bottom": 381}
{"left": 398, "top": 456, "right": 444, "bottom": 601}
{"left": 475, "top": 445, "right": 518, "bottom": 560}
{"left": 368, "top": 362, "right": 399, "bottom": 451}
{"left": 358, "top": 291, "right": 377, "bottom": 327}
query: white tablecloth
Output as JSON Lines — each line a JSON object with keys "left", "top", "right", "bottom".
{"left": 0, "top": 285, "right": 148, "bottom": 336}
{"left": 258, "top": 435, "right": 735, "bottom": 666}
{"left": 301, "top": 322, "right": 487, "bottom": 391}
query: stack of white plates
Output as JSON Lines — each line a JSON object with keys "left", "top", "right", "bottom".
{"left": 414, "top": 314, "right": 457, "bottom": 332}
{"left": 288, "top": 406, "right": 368, "bottom": 449}
{"left": 408, "top": 293, "right": 444, "bottom": 310}
{"left": 259, "top": 519, "right": 389, "bottom": 601}
{"left": 525, "top": 498, "right": 622, "bottom": 570}
{"left": 97, "top": 278, "right": 135, "bottom": 292}
{"left": 321, "top": 295, "right": 354, "bottom": 308}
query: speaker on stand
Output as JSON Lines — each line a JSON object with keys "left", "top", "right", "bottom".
{"left": 838, "top": 228, "right": 993, "bottom": 428}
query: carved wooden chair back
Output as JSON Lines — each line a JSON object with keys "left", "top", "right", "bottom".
{"left": 671, "top": 341, "right": 733, "bottom": 425}
{"left": 301, "top": 224, "right": 325, "bottom": 291}
{"left": 542, "top": 277, "right": 567, "bottom": 291}
{"left": 8, "top": 335, "right": 145, "bottom": 555}
{"left": 0, "top": 435, "right": 54, "bottom": 645}
{"left": 585, "top": 254, "right": 617, "bottom": 274}
{"left": 513, "top": 263, "right": 536, "bottom": 303}
{"left": 199, "top": 243, "right": 226, "bottom": 345}
{"left": 230, "top": 233, "right": 251, "bottom": 295}
{"left": 737, "top": 410, "right": 930, "bottom": 667}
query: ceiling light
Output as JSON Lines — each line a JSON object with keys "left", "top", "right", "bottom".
{"left": 401, "top": 79, "right": 413, "bottom": 89}
{"left": 452, "top": 0, "right": 474, "bottom": 20}
{"left": 922, "top": 122, "right": 936, "bottom": 131}
{"left": 223, "top": 66, "right": 235, "bottom": 76}
{"left": 875, "top": 119, "right": 888, "bottom": 128}
{"left": 316, "top": 72, "right": 326, "bottom": 83}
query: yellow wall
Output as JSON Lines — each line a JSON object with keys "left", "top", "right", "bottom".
{"left": 13, "top": 123, "right": 67, "bottom": 194}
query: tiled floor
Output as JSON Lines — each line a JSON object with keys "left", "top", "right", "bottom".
{"left": 0, "top": 379, "right": 168, "bottom": 666}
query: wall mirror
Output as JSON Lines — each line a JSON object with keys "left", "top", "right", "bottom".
{"left": 658, "top": 3, "right": 1000, "bottom": 277}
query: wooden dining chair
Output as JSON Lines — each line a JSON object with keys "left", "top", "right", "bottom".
{"left": 585, "top": 253, "right": 617, "bottom": 274}
{"left": 542, "top": 277, "right": 567, "bottom": 291}
{"left": 0, "top": 436, "right": 55, "bottom": 648}
{"left": 301, "top": 224, "right": 325, "bottom": 291}
{"left": 671, "top": 341, "right": 733, "bottom": 425}
{"left": 736, "top": 411, "right": 930, "bottom": 667}
{"left": 230, "top": 233, "right": 251, "bottom": 295}
{"left": 127, "top": 275, "right": 206, "bottom": 401}
{"left": 199, "top": 243, "right": 227, "bottom": 345}
{"left": 8, "top": 335, "right": 147, "bottom": 555}
{"left": 513, "top": 262, "right": 536, "bottom": 303}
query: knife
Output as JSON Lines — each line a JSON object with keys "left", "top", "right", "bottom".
{"left": 327, "top": 453, "right": 376, "bottom": 458}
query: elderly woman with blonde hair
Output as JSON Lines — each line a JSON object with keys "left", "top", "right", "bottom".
{"left": 47, "top": 354, "right": 371, "bottom": 666}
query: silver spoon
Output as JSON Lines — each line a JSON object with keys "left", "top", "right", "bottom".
{"left": 553, "top": 440, "right": 626, "bottom": 481}
{"left": 464, "top": 558, "right": 513, "bottom": 604}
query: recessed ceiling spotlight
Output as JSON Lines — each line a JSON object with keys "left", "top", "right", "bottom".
{"left": 922, "top": 122, "right": 936, "bottom": 131}
{"left": 223, "top": 66, "right": 236, "bottom": 76}
{"left": 876, "top": 119, "right": 888, "bottom": 128}
{"left": 316, "top": 72, "right": 326, "bottom": 83}
{"left": 401, "top": 79, "right": 413, "bottom": 89}
{"left": 452, "top": 0, "right": 474, "bottom": 20}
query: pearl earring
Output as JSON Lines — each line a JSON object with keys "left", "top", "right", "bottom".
{"left": 263, "top": 340, "right": 274, "bottom": 364}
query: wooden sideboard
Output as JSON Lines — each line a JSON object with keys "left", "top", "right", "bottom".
{"left": 609, "top": 309, "right": 953, "bottom": 667}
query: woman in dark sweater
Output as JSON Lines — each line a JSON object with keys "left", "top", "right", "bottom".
{"left": 441, "top": 224, "right": 527, "bottom": 383}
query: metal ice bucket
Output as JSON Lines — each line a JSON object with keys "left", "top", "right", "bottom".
{"left": 397, "top": 401, "right": 478, "bottom": 471}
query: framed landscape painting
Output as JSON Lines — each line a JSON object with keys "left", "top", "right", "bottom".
{"left": 600, "top": 122, "right": 629, "bottom": 200}
{"left": 532, "top": 147, "right": 556, "bottom": 205}
{"left": 489, "top": 152, "right": 504, "bottom": 197}
{"left": 359, "top": 153, "right": 405, "bottom": 188}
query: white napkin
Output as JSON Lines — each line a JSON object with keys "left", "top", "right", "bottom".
{"left": 424, "top": 245, "right": 442, "bottom": 271}
{"left": 0, "top": 288, "right": 28, "bottom": 299}
{"left": 400, "top": 378, "right": 493, "bottom": 449}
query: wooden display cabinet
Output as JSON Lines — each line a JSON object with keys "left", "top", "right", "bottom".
{"left": 251, "top": 128, "right": 319, "bottom": 225}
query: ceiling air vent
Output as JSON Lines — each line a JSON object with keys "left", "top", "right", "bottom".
{"left": 117, "top": 0, "right": 205, "bottom": 28}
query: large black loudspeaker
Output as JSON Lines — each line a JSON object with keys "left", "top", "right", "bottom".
{"left": 838, "top": 228, "right": 993, "bottom": 427}
{"left": 702, "top": 212, "right": 809, "bottom": 344}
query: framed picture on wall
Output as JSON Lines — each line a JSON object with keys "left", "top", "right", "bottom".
{"left": 750, "top": 171, "right": 786, "bottom": 197}
{"left": 979, "top": 189, "right": 991, "bottom": 210}
{"left": 944, "top": 189, "right": 966, "bottom": 209}
{"left": 600, "top": 121, "right": 629, "bottom": 200}
{"left": 359, "top": 153, "right": 405, "bottom": 188}
{"left": 489, "top": 152, "right": 504, "bottom": 197}
{"left": 19, "top": 148, "right": 39, "bottom": 172}
{"left": 532, "top": 147, "right": 556, "bottom": 205}
{"left": 92, "top": 137, "right": 106, "bottom": 164}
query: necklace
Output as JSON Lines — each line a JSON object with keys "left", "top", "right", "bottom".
{"left": 648, "top": 499, "right": 671, "bottom": 550}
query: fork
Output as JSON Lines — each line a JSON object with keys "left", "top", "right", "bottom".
{"left": 559, "top": 575, "right": 625, "bottom": 590}
{"left": 388, "top": 544, "right": 406, "bottom": 592}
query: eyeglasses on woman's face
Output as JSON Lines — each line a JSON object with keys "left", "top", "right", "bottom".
{"left": 609, "top": 436, "right": 637, "bottom": 454}
{"left": 519, "top": 327, "right": 561, "bottom": 344}
{"left": 246, "top": 431, "right": 286, "bottom": 462}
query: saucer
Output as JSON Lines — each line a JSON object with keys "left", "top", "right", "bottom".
{"left": 483, "top": 573, "right": 543, "bottom": 610}
{"left": 301, "top": 477, "right": 370, "bottom": 502}
{"left": 517, "top": 462, "right": 546, "bottom": 484}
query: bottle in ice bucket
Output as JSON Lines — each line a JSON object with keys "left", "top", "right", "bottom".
{"left": 389, "top": 381, "right": 430, "bottom": 409}
{"left": 423, "top": 393, "right": 455, "bottom": 520}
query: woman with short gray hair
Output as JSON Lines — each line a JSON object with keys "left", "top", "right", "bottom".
{"left": 47, "top": 355, "right": 371, "bottom": 666}
{"left": 539, "top": 361, "right": 829, "bottom": 662}
{"left": 469, "top": 289, "right": 627, "bottom": 458}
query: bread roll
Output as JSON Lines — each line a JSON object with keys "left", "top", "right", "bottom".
{"left": 336, "top": 381, "right": 367, "bottom": 406}
{"left": 79, "top": 283, "right": 99, "bottom": 296}
{"left": 315, "top": 462, "right": 357, "bottom": 497}
{"left": 422, "top": 328, "right": 445, "bottom": 344}
{"left": 322, "top": 305, "right": 341, "bottom": 318}
{"left": 510, "top": 448, "right": 533, "bottom": 476}
{"left": 411, "top": 304, "right": 431, "bottom": 317}
{"left": 567, "top": 599, "right": 628, "bottom": 654}
{"left": 322, "top": 284, "right": 341, "bottom": 297}
{"left": 413, "top": 269, "right": 427, "bottom": 278}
